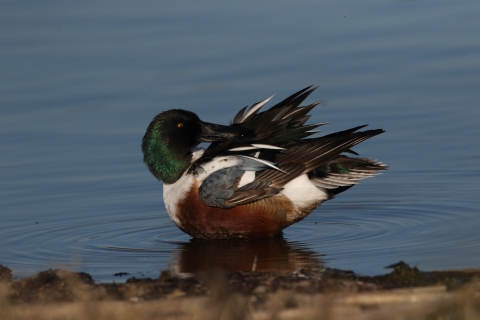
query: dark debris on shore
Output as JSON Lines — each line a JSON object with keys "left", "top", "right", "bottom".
{"left": 1, "top": 261, "right": 480, "bottom": 304}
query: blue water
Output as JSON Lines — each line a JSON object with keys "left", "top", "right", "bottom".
{"left": 1, "top": 0, "right": 479, "bottom": 281}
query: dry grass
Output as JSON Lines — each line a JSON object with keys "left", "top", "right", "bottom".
{"left": 1, "top": 280, "right": 479, "bottom": 319}
{"left": 0, "top": 265, "right": 479, "bottom": 320}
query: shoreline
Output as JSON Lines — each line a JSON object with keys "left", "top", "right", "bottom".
{"left": 1, "top": 262, "right": 480, "bottom": 319}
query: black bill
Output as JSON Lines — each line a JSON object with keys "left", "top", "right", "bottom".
{"left": 198, "top": 121, "right": 252, "bottom": 142}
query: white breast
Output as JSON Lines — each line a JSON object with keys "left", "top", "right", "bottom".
{"left": 163, "top": 173, "right": 195, "bottom": 227}
{"left": 162, "top": 148, "right": 205, "bottom": 226}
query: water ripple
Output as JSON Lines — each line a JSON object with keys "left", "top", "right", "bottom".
{"left": 2, "top": 195, "right": 478, "bottom": 281}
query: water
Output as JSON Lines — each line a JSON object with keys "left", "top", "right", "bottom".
{"left": 1, "top": 0, "right": 479, "bottom": 282}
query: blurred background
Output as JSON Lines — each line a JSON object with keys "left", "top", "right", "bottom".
{"left": 1, "top": 0, "right": 479, "bottom": 282}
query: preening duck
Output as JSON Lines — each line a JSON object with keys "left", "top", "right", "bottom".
{"left": 142, "top": 86, "right": 386, "bottom": 239}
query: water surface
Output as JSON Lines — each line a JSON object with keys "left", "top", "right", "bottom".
{"left": 1, "top": 0, "right": 479, "bottom": 281}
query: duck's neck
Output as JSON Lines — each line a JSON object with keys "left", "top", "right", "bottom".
{"left": 142, "top": 135, "right": 192, "bottom": 185}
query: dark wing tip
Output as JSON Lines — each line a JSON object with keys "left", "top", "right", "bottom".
{"left": 232, "top": 106, "right": 248, "bottom": 124}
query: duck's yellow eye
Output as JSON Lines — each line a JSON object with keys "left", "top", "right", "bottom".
{"left": 177, "top": 123, "right": 184, "bottom": 128}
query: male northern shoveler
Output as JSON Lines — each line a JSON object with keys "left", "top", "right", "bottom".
{"left": 142, "top": 86, "right": 386, "bottom": 239}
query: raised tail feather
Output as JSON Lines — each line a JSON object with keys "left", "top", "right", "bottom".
{"left": 309, "top": 156, "right": 387, "bottom": 198}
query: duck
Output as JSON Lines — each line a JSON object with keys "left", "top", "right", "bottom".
{"left": 142, "top": 86, "right": 386, "bottom": 239}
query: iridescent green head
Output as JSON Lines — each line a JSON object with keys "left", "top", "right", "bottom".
{"left": 142, "top": 109, "right": 250, "bottom": 184}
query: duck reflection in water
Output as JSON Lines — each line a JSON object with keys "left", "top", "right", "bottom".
{"left": 169, "top": 236, "right": 322, "bottom": 276}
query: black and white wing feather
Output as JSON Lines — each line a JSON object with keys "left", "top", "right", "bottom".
{"left": 195, "top": 86, "right": 386, "bottom": 208}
